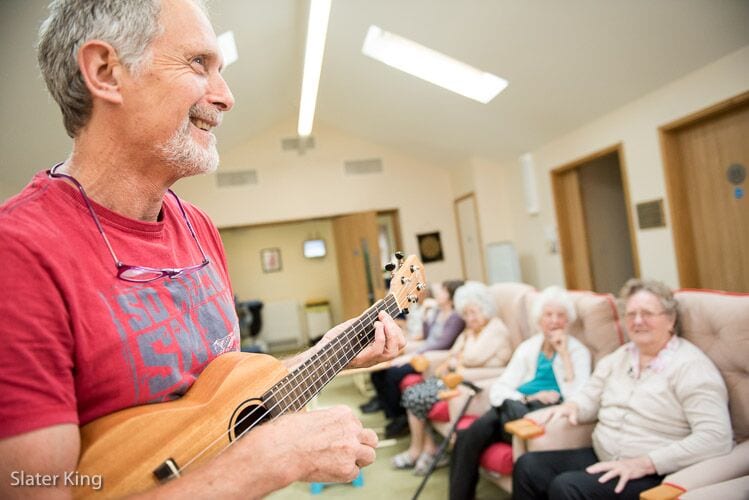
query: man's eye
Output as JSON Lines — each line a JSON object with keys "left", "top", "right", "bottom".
{"left": 192, "top": 56, "right": 206, "bottom": 67}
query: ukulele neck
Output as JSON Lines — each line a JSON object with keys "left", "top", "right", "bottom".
{"left": 262, "top": 294, "right": 401, "bottom": 416}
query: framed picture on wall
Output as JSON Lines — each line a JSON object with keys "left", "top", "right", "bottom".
{"left": 417, "top": 232, "right": 444, "bottom": 263}
{"left": 261, "top": 247, "right": 282, "bottom": 273}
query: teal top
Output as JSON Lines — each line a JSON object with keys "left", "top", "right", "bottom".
{"left": 517, "top": 351, "right": 561, "bottom": 396}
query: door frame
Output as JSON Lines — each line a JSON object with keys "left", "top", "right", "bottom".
{"left": 551, "top": 143, "right": 640, "bottom": 289}
{"left": 454, "top": 192, "right": 486, "bottom": 282}
{"left": 659, "top": 91, "right": 749, "bottom": 288}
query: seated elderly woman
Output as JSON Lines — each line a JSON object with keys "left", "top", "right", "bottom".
{"left": 449, "top": 285, "right": 591, "bottom": 500}
{"left": 364, "top": 279, "right": 466, "bottom": 438}
{"left": 512, "top": 278, "right": 733, "bottom": 500}
{"left": 391, "top": 281, "right": 513, "bottom": 475}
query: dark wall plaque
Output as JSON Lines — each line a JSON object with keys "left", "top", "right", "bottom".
{"left": 636, "top": 199, "right": 666, "bottom": 229}
{"left": 417, "top": 232, "right": 444, "bottom": 263}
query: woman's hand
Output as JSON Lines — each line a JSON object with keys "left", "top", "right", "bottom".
{"left": 540, "top": 401, "right": 579, "bottom": 425}
{"left": 527, "top": 390, "right": 561, "bottom": 405}
{"left": 586, "top": 456, "right": 656, "bottom": 493}
{"left": 547, "top": 328, "right": 568, "bottom": 354}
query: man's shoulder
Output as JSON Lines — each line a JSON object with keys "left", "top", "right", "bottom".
{"left": 169, "top": 194, "right": 217, "bottom": 231}
{"left": 0, "top": 172, "right": 61, "bottom": 241}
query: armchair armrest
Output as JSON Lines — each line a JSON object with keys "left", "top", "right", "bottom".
{"left": 639, "top": 483, "right": 686, "bottom": 500}
{"left": 504, "top": 418, "right": 544, "bottom": 439}
{"left": 639, "top": 440, "right": 749, "bottom": 498}
{"left": 512, "top": 407, "right": 595, "bottom": 460}
{"left": 458, "top": 366, "right": 505, "bottom": 382}
{"left": 420, "top": 350, "right": 451, "bottom": 376}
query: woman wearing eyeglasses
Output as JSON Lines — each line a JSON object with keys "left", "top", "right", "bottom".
{"left": 512, "top": 279, "right": 733, "bottom": 500}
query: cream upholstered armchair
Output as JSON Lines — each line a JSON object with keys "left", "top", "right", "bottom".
{"left": 513, "top": 289, "right": 749, "bottom": 499}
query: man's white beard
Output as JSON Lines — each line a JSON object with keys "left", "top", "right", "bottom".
{"left": 158, "top": 115, "right": 219, "bottom": 178}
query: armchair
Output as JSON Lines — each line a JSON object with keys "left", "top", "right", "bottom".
{"left": 511, "top": 289, "right": 748, "bottom": 499}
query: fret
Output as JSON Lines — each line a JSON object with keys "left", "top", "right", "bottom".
{"left": 263, "top": 294, "right": 404, "bottom": 417}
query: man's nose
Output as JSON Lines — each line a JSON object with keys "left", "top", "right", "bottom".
{"left": 208, "top": 72, "right": 235, "bottom": 112}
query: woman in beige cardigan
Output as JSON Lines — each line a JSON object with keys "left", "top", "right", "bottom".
{"left": 513, "top": 279, "right": 733, "bottom": 500}
{"left": 391, "top": 281, "right": 513, "bottom": 475}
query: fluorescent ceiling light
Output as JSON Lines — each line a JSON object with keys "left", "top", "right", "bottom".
{"left": 362, "top": 25, "right": 508, "bottom": 104}
{"left": 298, "top": 0, "right": 332, "bottom": 137}
{"left": 217, "top": 31, "right": 238, "bottom": 68}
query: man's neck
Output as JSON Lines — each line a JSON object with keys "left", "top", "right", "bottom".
{"left": 65, "top": 136, "right": 176, "bottom": 222}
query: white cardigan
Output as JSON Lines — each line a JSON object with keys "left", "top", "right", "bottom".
{"left": 489, "top": 333, "right": 591, "bottom": 407}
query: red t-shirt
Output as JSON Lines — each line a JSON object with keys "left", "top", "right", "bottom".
{"left": 0, "top": 171, "right": 240, "bottom": 439}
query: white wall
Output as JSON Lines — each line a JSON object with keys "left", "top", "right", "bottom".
{"left": 497, "top": 45, "right": 749, "bottom": 289}
{"left": 220, "top": 219, "right": 344, "bottom": 324}
{"left": 175, "top": 118, "right": 465, "bottom": 286}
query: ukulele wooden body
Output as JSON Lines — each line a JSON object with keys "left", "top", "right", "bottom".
{"left": 75, "top": 352, "right": 287, "bottom": 498}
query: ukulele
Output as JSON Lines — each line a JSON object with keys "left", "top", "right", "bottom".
{"left": 74, "top": 253, "right": 426, "bottom": 498}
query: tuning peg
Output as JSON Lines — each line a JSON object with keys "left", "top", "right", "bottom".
{"left": 409, "top": 264, "right": 420, "bottom": 273}
{"left": 384, "top": 263, "right": 396, "bottom": 272}
{"left": 408, "top": 295, "right": 418, "bottom": 303}
{"left": 416, "top": 282, "right": 425, "bottom": 291}
{"left": 400, "top": 276, "right": 411, "bottom": 285}
{"left": 394, "top": 251, "right": 405, "bottom": 261}
{"left": 402, "top": 307, "right": 409, "bottom": 315}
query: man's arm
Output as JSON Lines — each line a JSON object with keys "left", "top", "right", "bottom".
{"left": 284, "top": 311, "right": 405, "bottom": 371}
{"left": 1, "top": 406, "right": 377, "bottom": 499}
{"left": 0, "top": 425, "right": 79, "bottom": 499}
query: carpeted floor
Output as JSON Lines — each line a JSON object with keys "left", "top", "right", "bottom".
{"left": 266, "top": 374, "right": 510, "bottom": 500}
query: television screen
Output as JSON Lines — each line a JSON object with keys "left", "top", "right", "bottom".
{"left": 303, "top": 239, "right": 327, "bottom": 258}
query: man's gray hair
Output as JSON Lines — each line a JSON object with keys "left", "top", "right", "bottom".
{"left": 531, "top": 286, "right": 577, "bottom": 326}
{"left": 454, "top": 281, "right": 496, "bottom": 319}
{"left": 37, "top": 0, "right": 208, "bottom": 138}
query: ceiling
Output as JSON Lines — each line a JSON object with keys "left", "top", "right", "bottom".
{"left": 2, "top": 0, "right": 749, "bottom": 191}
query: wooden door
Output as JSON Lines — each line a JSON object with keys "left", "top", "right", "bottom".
{"left": 455, "top": 193, "right": 486, "bottom": 281}
{"left": 661, "top": 93, "right": 749, "bottom": 291}
{"left": 332, "top": 211, "right": 386, "bottom": 319}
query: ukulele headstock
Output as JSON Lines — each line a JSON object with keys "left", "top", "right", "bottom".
{"left": 386, "top": 252, "right": 427, "bottom": 314}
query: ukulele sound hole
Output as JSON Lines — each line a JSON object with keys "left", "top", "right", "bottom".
{"left": 229, "top": 399, "right": 269, "bottom": 441}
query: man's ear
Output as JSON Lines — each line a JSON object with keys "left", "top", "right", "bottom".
{"left": 78, "top": 40, "right": 124, "bottom": 104}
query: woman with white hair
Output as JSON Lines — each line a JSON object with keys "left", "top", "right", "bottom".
{"left": 449, "top": 286, "right": 592, "bottom": 500}
{"left": 392, "top": 282, "right": 513, "bottom": 475}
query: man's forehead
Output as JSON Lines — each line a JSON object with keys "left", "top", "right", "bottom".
{"left": 158, "top": 0, "right": 216, "bottom": 39}
{"left": 155, "top": 0, "right": 220, "bottom": 54}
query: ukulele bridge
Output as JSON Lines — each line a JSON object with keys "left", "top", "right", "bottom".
{"left": 153, "top": 458, "right": 181, "bottom": 483}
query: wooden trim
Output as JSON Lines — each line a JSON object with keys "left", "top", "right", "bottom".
{"left": 453, "top": 192, "right": 486, "bottom": 281}
{"left": 551, "top": 168, "right": 593, "bottom": 289}
{"left": 453, "top": 197, "right": 467, "bottom": 279}
{"left": 659, "top": 130, "right": 697, "bottom": 287}
{"left": 660, "top": 90, "right": 749, "bottom": 131}
{"left": 658, "top": 91, "right": 749, "bottom": 288}
{"left": 551, "top": 143, "right": 621, "bottom": 174}
{"left": 384, "top": 210, "right": 404, "bottom": 253}
{"left": 613, "top": 145, "right": 641, "bottom": 278}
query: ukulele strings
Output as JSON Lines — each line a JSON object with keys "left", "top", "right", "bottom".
{"left": 177, "top": 280, "right": 417, "bottom": 474}
{"left": 178, "top": 295, "right": 399, "bottom": 473}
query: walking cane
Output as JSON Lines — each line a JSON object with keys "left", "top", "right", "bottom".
{"left": 412, "top": 381, "right": 482, "bottom": 500}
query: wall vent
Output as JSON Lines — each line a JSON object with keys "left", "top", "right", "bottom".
{"left": 216, "top": 169, "right": 258, "bottom": 187}
{"left": 344, "top": 158, "right": 383, "bottom": 175}
{"left": 281, "top": 136, "right": 315, "bottom": 153}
